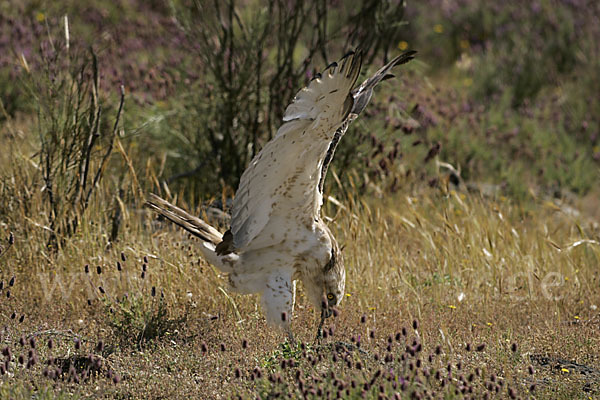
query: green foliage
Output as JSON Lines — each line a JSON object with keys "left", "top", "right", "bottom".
{"left": 262, "top": 340, "right": 309, "bottom": 371}
{"left": 157, "top": 0, "right": 409, "bottom": 195}
{"left": 106, "top": 293, "right": 186, "bottom": 349}
{"left": 17, "top": 40, "right": 124, "bottom": 249}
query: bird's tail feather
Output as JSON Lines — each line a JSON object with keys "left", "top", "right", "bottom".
{"left": 145, "top": 193, "right": 229, "bottom": 268}
{"left": 146, "top": 193, "right": 223, "bottom": 244}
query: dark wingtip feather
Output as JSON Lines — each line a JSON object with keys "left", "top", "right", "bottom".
{"left": 310, "top": 72, "right": 322, "bottom": 81}
{"left": 394, "top": 50, "right": 417, "bottom": 66}
{"left": 340, "top": 50, "right": 356, "bottom": 60}
{"left": 326, "top": 61, "right": 338, "bottom": 70}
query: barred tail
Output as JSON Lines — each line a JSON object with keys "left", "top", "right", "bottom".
{"left": 145, "top": 193, "right": 231, "bottom": 269}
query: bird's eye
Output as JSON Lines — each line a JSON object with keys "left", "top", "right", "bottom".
{"left": 327, "top": 293, "right": 334, "bottom": 300}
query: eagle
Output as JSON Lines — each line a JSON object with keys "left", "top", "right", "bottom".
{"left": 146, "top": 50, "right": 416, "bottom": 341}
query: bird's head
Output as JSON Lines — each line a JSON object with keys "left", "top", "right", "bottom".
{"left": 322, "top": 243, "right": 345, "bottom": 313}
{"left": 315, "top": 240, "right": 345, "bottom": 337}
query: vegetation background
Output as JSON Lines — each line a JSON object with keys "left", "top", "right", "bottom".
{"left": 0, "top": 0, "right": 599, "bottom": 398}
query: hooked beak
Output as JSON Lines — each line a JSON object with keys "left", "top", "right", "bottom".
{"left": 316, "top": 307, "right": 332, "bottom": 340}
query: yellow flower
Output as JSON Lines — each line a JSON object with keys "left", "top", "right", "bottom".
{"left": 398, "top": 41, "right": 409, "bottom": 51}
{"left": 448, "top": 305, "right": 456, "bottom": 309}
{"left": 433, "top": 24, "right": 444, "bottom": 34}
{"left": 574, "top": 315, "right": 580, "bottom": 320}
{"left": 36, "top": 12, "right": 45, "bottom": 22}
{"left": 486, "top": 322, "right": 493, "bottom": 327}
{"left": 561, "top": 368, "right": 570, "bottom": 373}
{"left": 368, "top": 307, "right": 376, "bottom": 311}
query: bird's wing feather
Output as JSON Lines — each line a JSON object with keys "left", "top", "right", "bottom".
{"left": 230, "top": 52, "right": 363, "bottom": 250}
{"left": 319, "top": 50, "right": 416, "bottom": 194}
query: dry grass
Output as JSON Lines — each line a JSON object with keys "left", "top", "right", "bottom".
{"left": 1, "top": 136, "right": 599, "bottom": 398}
{"left": 2, "top": 1, "right": 600, "bottom": 397}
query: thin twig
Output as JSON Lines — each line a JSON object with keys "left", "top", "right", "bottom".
{"left": 84, "top": 84, "right": 125, "bottom": 208}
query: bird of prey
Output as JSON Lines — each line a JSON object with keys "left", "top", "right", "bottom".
{"left": 146, "top": 50, "right": 416, "bottom": 341}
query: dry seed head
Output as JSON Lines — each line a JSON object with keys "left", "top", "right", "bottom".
{"left": 18, "top": 314, "right": 24, "bottom": 323}
{"left": 121, "top": 252, "right": 126, "bottom": 261}
{"left": 9, "top": 276, "right": 14, "bottom": 286}
{"left": 529, "top": 383, "right": 536, "bottom": 392}
{"left": 508, "top": 387, "right": 516, "bottom": 399}
{"left": 8, "top": 232, "right": 14, "bottom": 245}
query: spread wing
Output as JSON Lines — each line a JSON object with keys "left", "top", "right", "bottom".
{"left": 230, "top": 52, "right": 363, "bottom": 250}
{"left": 319, "top": 50, "right": 417, "bottom": 194}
